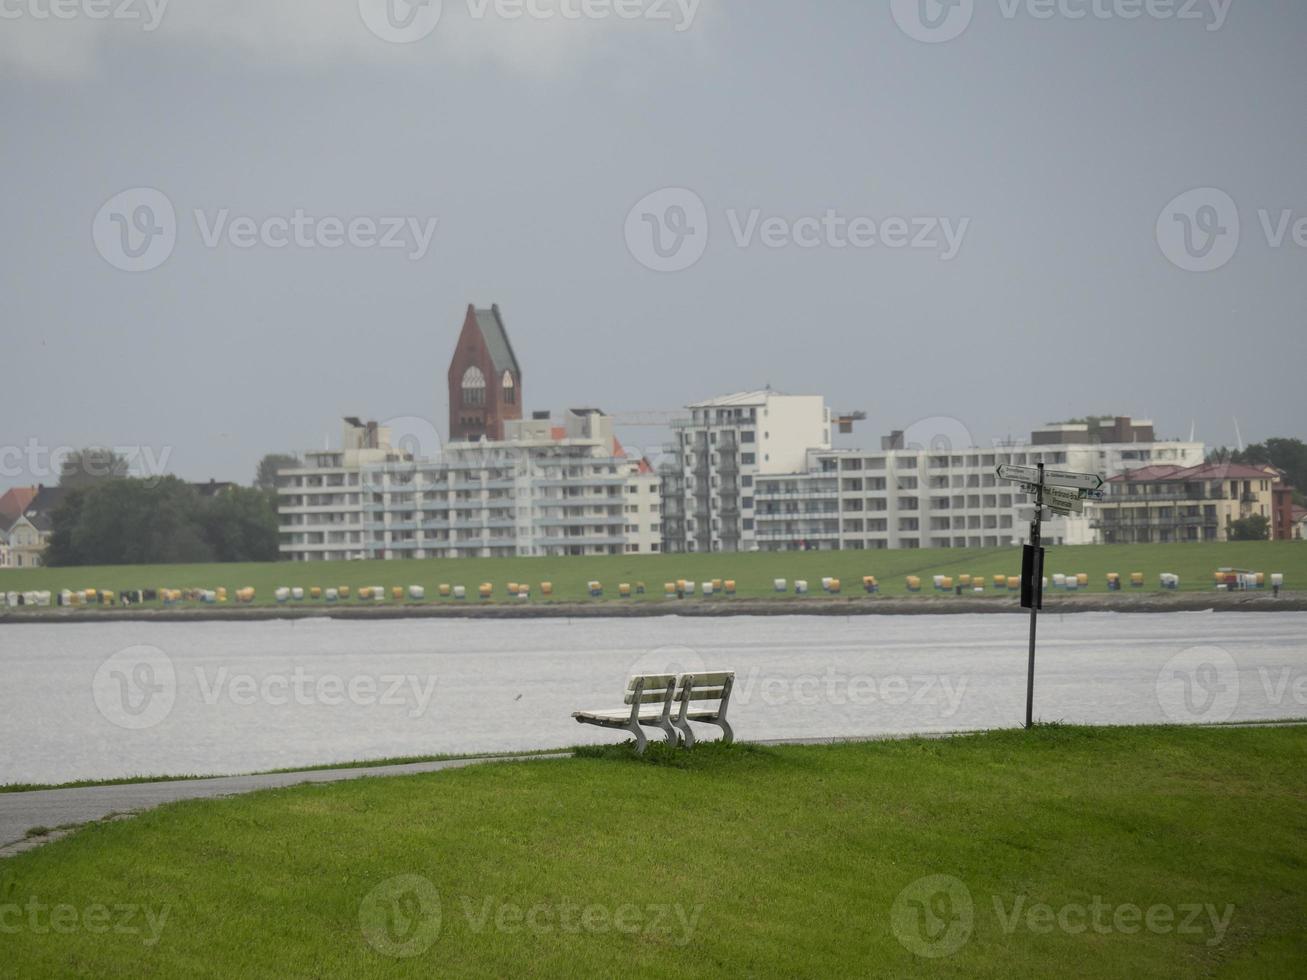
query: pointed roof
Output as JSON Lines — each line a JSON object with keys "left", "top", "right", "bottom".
{"left": 0, "top": 486, "right": 37, "bottom": 526}
{"left": 472, "top": 304, "right": 521, "bottom": 380}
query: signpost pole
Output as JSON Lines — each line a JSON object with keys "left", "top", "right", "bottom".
{"left": 995, "top": 460, "right": 1102, "bottom": 730}
{"left": 1025, "top": 463, "right": 1044, "bottom": 730}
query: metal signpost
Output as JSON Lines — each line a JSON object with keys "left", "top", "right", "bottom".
{"left": 996, "top": 462, "right": 1105, "bottom": 729}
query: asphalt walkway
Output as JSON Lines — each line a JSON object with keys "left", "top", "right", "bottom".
{"left": 0, "top": 754, "right": 567, "bottom": 857}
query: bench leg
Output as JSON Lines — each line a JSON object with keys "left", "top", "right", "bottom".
{"left": 676, "top": 718, "right": 697, "bottom": 749}
{"left": 629, "top": 723, "right": 648, "bottom": 755}
{"left": 716, "top": 717, "right": 734, "bottom": 745}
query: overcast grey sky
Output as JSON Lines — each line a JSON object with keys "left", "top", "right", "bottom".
{"left": 1, "top": 0, "right": 1304, "bottom": 489}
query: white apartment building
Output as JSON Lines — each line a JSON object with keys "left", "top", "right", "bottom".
{"left": 276, "top": 418, "right": 411, "bottom": 562}
{"left": 752, "top": 420, "right": 1205, "bottom": 552}
{"left": 660, "top": 390, "right": 832, "bottom": 553}
{"left": 279, "top": 412, "right": 660, "bottom": 562}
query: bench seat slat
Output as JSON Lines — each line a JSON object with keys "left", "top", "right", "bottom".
{"left": 574, "top": 708, "right": 671, "bottom": 723}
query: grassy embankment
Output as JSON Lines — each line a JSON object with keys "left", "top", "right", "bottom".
{"left": 1, "top": 726, "right": 1304, "bottom": 977}
{"left": 0, "top": 541, "right": 1303, "bottom": 610}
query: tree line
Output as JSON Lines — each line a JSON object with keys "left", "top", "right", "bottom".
{"left": 40, "top": 451, "right": 297, "bottom": 567}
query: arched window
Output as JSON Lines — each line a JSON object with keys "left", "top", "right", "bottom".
{"left": 502, "top": 370, "right": 516, "bottom": 405}
{"left": 462, "top": 366, "right": 486, "bottom": 407}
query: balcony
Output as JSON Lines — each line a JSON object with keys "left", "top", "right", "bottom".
{"left": 537, "top": 477, "right": 627, "bottom": 489}
{"left": 537, "top": 516, "right": 620, "bottom": 528}
{"left": 754, "top": 487, "right": 839, "bottom": 500}
{"left": 1091, "top": 514, "right": 1218, "bottom": 529}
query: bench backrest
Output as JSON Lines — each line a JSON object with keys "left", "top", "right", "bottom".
{"left": 678, "top": 672, "right": 734, "bottom": 704}
{"left": 624, "top": 674, "right": 678, "bottom": 705}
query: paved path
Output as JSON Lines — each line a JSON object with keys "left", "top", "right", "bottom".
{"left": 0, "top": 734, "right": 971, "bottom": 857}
{"left": 0, "top": 754, "right": 567, "bottom": 857}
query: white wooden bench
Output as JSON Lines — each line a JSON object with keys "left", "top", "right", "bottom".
{"left": 572, "top": 674, "right": 680, "bottom": 755}
{"left": 671, "top": 671, "right": 735, "bottom": 749}
{"left": 573, "top": 671, "right": 735, "bottom": 754}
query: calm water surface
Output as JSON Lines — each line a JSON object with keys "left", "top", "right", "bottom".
{"left": 1, "top": 612, "right": 1305, "bottom": 784}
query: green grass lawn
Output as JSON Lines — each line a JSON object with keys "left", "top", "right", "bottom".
{"left": 1, "top": 727, "right": 1304, "bottom": 978}
{"left": 0, "top": 541, "right": 1303, "bottom": 609}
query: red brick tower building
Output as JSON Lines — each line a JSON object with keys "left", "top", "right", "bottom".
{"left": 448, "top": 304, "right": 523, "bottom": 442}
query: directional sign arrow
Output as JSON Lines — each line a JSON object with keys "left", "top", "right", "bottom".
{"left": 998, "top": 464, "right": 1103, "bottom": 491}
{"left": 1042, "top": 469, "right": 1104, "bottom": 491}
{"left": 996, "top": 464, "right": 1041, "bottom": 484}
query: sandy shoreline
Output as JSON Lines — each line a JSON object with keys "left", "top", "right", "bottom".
{"left": 1, "top": 592, "right": 1302, "bottom": 624}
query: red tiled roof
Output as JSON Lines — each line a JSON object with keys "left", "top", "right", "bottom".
{"left": 1109, "top": 462, "right": 1277, "bottom": 484}
{"left": 0, "top": 487, "right": 37, "bottom": 526}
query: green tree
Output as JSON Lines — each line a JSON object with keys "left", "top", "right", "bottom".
{"left": 44, "top": 478, "right": 213, "bottom": 566}
{"left": 202, "top": 486, "right": 281, "bottom": 562}
{"left": 255, "top": 453, "right": 301, "bottom": 491}
{"left": 58, "top": 448, "right": 130, "bottom": 489}
{"left": 42, "top": 489, "right": 88, "bottom": 567}
{"left": 1229, "top": 514, "right": 1270, "bottom": 541}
